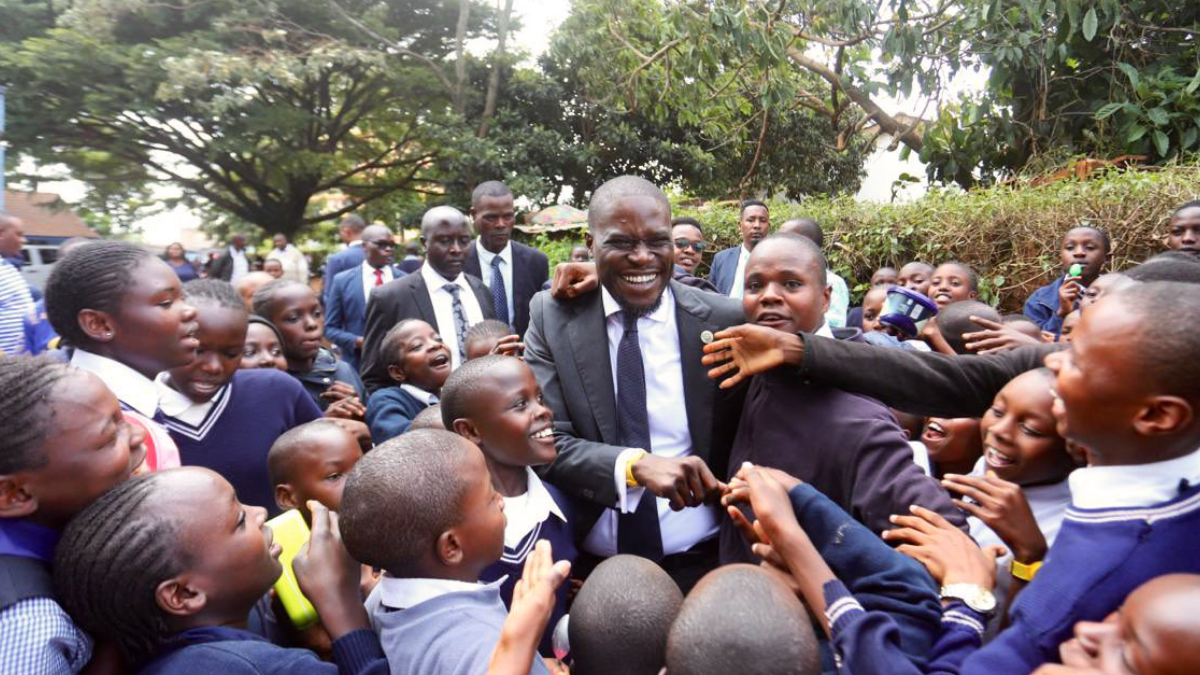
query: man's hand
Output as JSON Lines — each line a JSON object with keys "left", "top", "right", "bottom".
{"left": 883, "top": 505, "right": 1004, "bottom": 588}
{"left": 631, "top": 455, "right": 723, "bottom": 510}
{"left": 324, "top": 396, "right": 366, "bottom": 421}
{"left": 942, "top": 472, "right": 1048, "bottom": 564}
{"left": 550, "top": 262, "right": 598, "bottom": 300}
{"left": 963, "top": 316, "right": 1042, "bottom": 354}
{"left": 489, "top": 334, "right": 525, "bottom": 358}
{"left": 701, "top": 324, "right": 805, "bottom": 389}
{"left": 320, "top": 380, "right": 359, "bottom": 403}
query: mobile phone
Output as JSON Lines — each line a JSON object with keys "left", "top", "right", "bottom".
{"left": 266, "top": 509, "right": 319, "bottom": 629}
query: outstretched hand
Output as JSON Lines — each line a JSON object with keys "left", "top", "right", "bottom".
{"left": 489, "top": 334, "right": 525, "bottom": 358}
{"left": 883, "top": 505, "right": 1004, "bottom": 588}
{"left": 963, "top": 316, "right": 1042, "bottom": 354}
{"left": 549, "top": 262, "right": 598, "bottom": 300}
{"left": 489, "top": 540, "right": 571, "bottom": 675}
{"left": 633, "top": 455, "right": 724, "bottom": 510}
{"left": 701, "top": 324, "right": 805, "bottom": 389}
{"left": 942, "top": 472, "right": 1048, "bottom": 564}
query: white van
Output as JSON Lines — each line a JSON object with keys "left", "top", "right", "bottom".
{"left": 20, "top": 244, "right": 61, "bottom": 291}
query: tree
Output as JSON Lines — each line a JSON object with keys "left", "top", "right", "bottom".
{"left": 0, "top": 0, "right": 501, "bottom": 236}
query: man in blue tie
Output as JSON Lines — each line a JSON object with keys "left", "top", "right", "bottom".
{"left": 465, "top": 181, "right": 549, "bottom": 338}
{"left": 524, "top": 176, "right": 746, "bottom": 592}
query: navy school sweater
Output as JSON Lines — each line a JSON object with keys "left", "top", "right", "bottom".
{"left": 365, "top": 385, "right": 432, "bottom": 444}
{"left": 161, "top": 369, "right": 322, "bottom": 514}
{"left": 138, "top": 627, "right": 386, "bottom": 675}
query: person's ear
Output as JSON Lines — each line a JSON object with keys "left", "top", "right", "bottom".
{"left": 156, "top": 577, "right": 207, "bottom": 618}
{"left": 0, "top": 477, "right": 37, "bottom": 519}
{"left": 968, "top": 289, "right": 979, "bottom": 300}
{"left": 821, "top": 282, "right": 832, "bottom": 314}
{"left": 452, "top": 419, "right": 482, "bottom": 446}
{"left": 584, "top": 232, "right": 594, "bottom": 252}
{"left": 419, "top": 234, "right": 428, "bottom": 249}
{"left": 275, "top": 483, "right": 299, "bottom": 513}
{"left": 386, "top": 364, "right": 408, "bottom": 384}
{"left": 1133, "top": 396, "right": 1194, "bottom": 438}
{"left": 437, "top": 529, "right": 465, "bottom": 567}
{"left": 77, "top": 309, "right": 117, "bottom": 343}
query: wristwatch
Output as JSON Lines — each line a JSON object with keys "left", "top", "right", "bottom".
{"left": 940, "top": 584, "right": 998, "bottom": 615}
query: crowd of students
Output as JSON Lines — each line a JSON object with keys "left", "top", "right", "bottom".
{"left": 1, "top": 186, "right": 1199, "bottom": 675}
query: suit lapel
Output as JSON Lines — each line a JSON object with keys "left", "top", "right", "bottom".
{"left": 409, "top": 275, "right": 438, "bottom": 325}
{"left": 465, "top": 244, "right": 482, "bottom": 279}
{"left": 568, "top": 294, "right": 619, "bottom": 445}
{"left": 673, "top": 283, "right": 716, "bottom": 461}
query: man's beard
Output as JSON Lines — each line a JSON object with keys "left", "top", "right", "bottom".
{"left": 614, "top": 286, "right": 665, "bottom": 319}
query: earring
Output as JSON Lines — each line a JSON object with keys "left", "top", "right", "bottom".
{"left": 105, "top": 332, "right": 113, "bottom": 338}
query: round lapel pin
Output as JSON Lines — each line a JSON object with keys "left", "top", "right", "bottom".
{"left": 700, "top": 330, "right": 715, "bottom": 344}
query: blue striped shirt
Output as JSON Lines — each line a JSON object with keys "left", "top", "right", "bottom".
{"left": 0, "top": 260, "right": 34, "bottom": 356}
{"left": 0, "top": 598, "right": 93, "bottom": 674}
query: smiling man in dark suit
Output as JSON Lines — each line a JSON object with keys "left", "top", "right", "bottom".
{"left": 359, "top": 206, "right": 495, "bottom": 392}
{"left": 464, "top": 181, "right": 549, "bottom": 337}
{"left": 524, "top": 175, "right": 746, "bottom": 591}
{"left": 325, "top": 225, "right": 406, "bottom": 371}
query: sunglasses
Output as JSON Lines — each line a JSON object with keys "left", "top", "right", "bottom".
{"left": 366, "top": 240, "right": 396, "bottom": 249}
{"left": 674, "top": 238, "right": 708, "bottom": 253}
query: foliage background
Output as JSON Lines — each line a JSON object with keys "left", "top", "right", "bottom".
{"left": 665, "top": 164, "right": 1198, "bottom": 312}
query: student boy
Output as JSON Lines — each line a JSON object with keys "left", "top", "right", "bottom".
{"left": 1024, "top": 226, "right": 1111, "bottom": 333}
{"left": 709, "top": 200, "right": 770, "bottom": 297}
{"left": 361, "top": 206, "right": 496, "bottom": 390}
{"left": 364, "top": 320, "right": 452, "bottom": 442}
{"left": 440, "top": 355, "right": 576, "bottom": 655}
{"left": 778, "top": 217, "right": 850, "bottom": 328}
{"left": 340, "top": 430, "right": 554, "bottom": 675}
{"left": 720, "top": 233, "right": 963, "bottom": 563}
{"left": 268, "top": 419, "right": 366, "bottom": 521}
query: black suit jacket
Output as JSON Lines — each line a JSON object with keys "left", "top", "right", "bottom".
{"left": 209, "top": 250, "right": 236, "bottom": 281}
{"left": 523, "top": 281, "right": 747, "bottom": 532}
{"left": 359, "top": 271, "right": 496, "bottom": 393}
{"left": 465, "top": 240, "right": 550, "bottom": 337}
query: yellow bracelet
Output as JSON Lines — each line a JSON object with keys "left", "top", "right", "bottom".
{"left": 625, "top": 450, "right": 647, "bottom": 487}
{"left": 1011, "top": 559, "right": 1042, "bottom": 581}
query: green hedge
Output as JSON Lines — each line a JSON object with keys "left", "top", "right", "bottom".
{"left": 670, "top": 164, "right": 1200, "bottom": 312}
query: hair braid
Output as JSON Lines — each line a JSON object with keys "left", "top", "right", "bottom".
{"left": 45, "top": 241, "right": 154, "bottom": 348}
{"left": 0, "top": 356, "right": 74, "bottom": 473}
{"left": 54, "top": 474, "right": 185, "bottom": 664}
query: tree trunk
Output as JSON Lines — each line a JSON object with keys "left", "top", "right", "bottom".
{"left": 477, "top": 0, "right": 515, "bottom": 138}
{"left": 454, "top": 0, "right": 470, "bottom": 115}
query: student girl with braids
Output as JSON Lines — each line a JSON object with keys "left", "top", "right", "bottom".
{"left": 0, "top": 356, "right": 147, "bottom": 673}
{"left": 52, "top": 467, "right": 571, "bottom": 675}
{"left": 45, "top": 240, "right": 201, "bottom": 471}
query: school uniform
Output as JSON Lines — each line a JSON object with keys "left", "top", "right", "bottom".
{"left": 479, "top": 469, "right": 577, "bottom": 656}
{"left": 70, "top": 350, "right": 181, "bottom": 471}
{"left": 137, "top": 626, "right": 386, "bottom": 675}
{"left": 964, "top": 458, "right": 1072, "bottom": 638}
{"left": 288, "top": 347, "right": 365, "bottom": 412}
{"left": 366, "top": 576, "right": 550, "bottom": 675}
{"left": 962, "top": 447, "right": 1200, "bottom": 674}
{"left": 825, "top": 268, "right": 850, "bottom": 328}
{"left": 720, "top": 325, "right": 966, "bottom": 564}
{"left": 1022, "top": 276, "right": 1073, "bottom": 334}
{"left": 0, "top": 519, "right": 92, "bottom": 674}
{"left": 365, "top": 383, "right": 437, "bottom": 443}
{"left": 157, "top": 369, "right": 323, "bottom": 514}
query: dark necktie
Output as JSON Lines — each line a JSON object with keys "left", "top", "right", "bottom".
{"left": 490, "top": 256, "right": 510, "bottom": 326}
{"left": 615, "top": 310, "right": 664, "bottom": 561}
{"left": 443, "top": 283, "right": 470, "bottom": 361}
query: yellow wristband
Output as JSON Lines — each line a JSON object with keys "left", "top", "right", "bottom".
{"left": 1011, "top": 559, "right": 1042, "bottom": 581}
{"left": 625, "top": 450, "right": 647, "bottom": 487}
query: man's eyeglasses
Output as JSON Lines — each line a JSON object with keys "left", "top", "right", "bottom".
{"left": 674, "top": 239, "right": 707, "bottom": 253}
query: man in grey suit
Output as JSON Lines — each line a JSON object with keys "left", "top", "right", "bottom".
{"left": 525, "top": 176, "right": 746, "bottom": 591}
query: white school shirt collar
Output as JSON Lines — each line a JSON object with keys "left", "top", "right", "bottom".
{"left": 70, "top": 349, "right": 161, "bottom": 418}
{"left": 399, "top": 383, "right": 438, "bottom": 406}
{"left": 348, "top": 240, "right": 363, "bottom": 247}
{"left": 475, "top": 239, "right": 512, "bottom": 267}
{"left": 375, "top": 575, "right": 505, "bottom": 611}
{"left": 503, "top": 468, "right": 567, "bottom": 549}
{"left": 1069, "top": 446, "right": 1200, "bottom": 510}
{"left": 812, "top": 321, "right": 835, "bottom": 339}
{"left": 153, "top": 373, "right": 223, "bottom": 426}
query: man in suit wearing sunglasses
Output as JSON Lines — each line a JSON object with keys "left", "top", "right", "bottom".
{"left": 671, "top": 218, "right": 719, "bottom": 294}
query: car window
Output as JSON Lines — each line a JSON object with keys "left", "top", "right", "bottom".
{"left": 39, "top": 248, "right": 58, "bottom": 264}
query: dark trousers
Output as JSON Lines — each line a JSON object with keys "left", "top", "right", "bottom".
{"left": 572, "top": 537, "right": 719, "bottom": 597}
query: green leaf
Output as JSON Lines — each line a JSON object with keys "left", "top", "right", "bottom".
{"left": 1152, "top": 129, "right": 1170, "bottom": 156}
{"left": 1187, "top": 68, "right": 1200, "bottom": 95}
{"left": 1183, "top": 127, "right": 1199, "bottom": 150}
{"left": 1127, "top": 124, "right": 1148, "bottom": 142}
{"left": 1147, "top": 108, "right": 1170, "bottom": 126}
{"left": 1094, "top": 102, "right": 1123, "bottom": 120}
{"left": 1082, "top": 7, "right": 1099, "bottom": 41}
{"left": 1116, "top": 62, "right": 1139, "bottom": 89}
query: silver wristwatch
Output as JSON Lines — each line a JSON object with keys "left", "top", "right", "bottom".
{"left": 940, "top": 583, "right": 998, "bottom": 615}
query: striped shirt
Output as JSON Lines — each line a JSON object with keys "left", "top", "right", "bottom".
{"left": 0, "top": 260, "right": 34, "bottom": 356}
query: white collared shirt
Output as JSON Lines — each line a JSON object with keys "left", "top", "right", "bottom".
{"left": 370, "top": 575, "right": 503, "bottom": 611}
{"left": 419, "top": 263, "right": 484, "bottom": 370}
{"left": 475, "top": 239, "right": 514, "bottom": 324}
{"left": 504, "top": 468, "right": 567, "bottom": 549}
{"left": 361, "top": 261, "right": 394, "bottom": 303}
{"left": 229, "top": 247, "right": 249, "bottom": 282}
{"left": 1069, "top": 446, "right": 1200, "bottom": 510}
{"left": 729, "top": 245, "right": 752, "bottom": 299}
{"left": 400, "top": 383, "right": 438, "bottom": 406}
{"left": 154, "top": 373, "right": 222, "bottom": 427}
{"left": 581, "top": 287, "right": 720, "bottom": 557}
{"left": 71, "top": 349, "right": 161, "bottom": 418}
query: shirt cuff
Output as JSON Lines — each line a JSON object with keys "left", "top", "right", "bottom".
{"left": 613, "top": 448, "right": 646, "bottom": 513}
